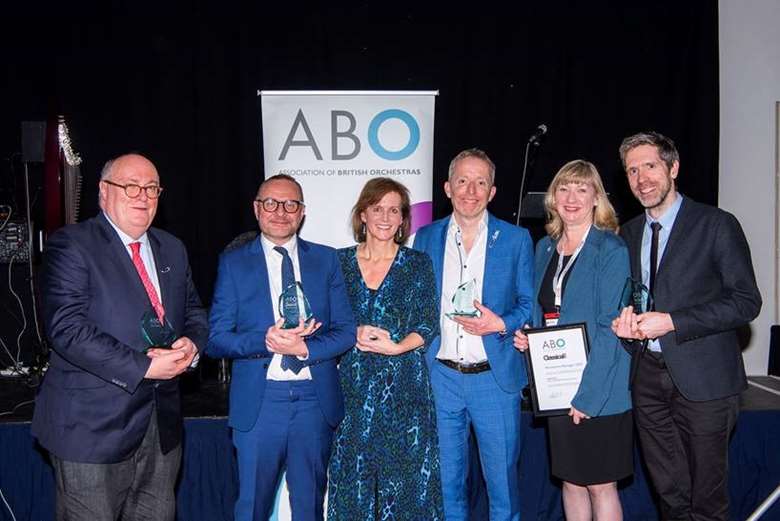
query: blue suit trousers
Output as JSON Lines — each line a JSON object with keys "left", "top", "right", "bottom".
{"left": 430, "top": 361, "right": 523, "bottom": 521}
{"left": 232, "top": 380, "right": 334, "bottom": 521}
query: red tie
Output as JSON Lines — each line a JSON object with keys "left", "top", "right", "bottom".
{"left": 130, "top": 242, "right": 165, "bottom": 323}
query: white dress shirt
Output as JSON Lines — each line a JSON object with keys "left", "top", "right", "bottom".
{"left": 438, "top": 212, "right": 489, "bottom": 364}
{"left": 104, "top": 212, "right": 161, "bottom": 298}
{"left": 261, "top": 234, "right": 312, "bottom": 381}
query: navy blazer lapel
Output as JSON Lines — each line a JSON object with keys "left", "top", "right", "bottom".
{"left": 655, "top": 196, "right": 690, "bottom": 280}
{"left": 96, "top": 214, "right": 150, "bottom": 307}
{"left": 147, "top": 230, "right": 170, "bottom": 313}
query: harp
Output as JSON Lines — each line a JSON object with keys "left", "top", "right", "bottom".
{"left": 58, "top": 116, "right": 83, "bottom": 225}
{"left": 43, "top": 115, "right": 82, "bottom": 234}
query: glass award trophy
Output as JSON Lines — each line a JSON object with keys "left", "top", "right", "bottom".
{"left": 619, "top": 277, "right": 652, "bottom": 312}
{"left": 141, "top": 311, "right": 177, "bottom": 351}
{"left": 446, "top": 279, "right": 480, "bottom": 319}
{"left": 279, "top": 281, "right": 314, "bottom": 329}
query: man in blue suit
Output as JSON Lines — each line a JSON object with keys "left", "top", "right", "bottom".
{"left": 414, "top": 149, "right": 534, "bottom": 521}
{"left": 207, "top": 174, "right": 356, "bottom": 521}
{"left": 32, "top": 153, "right": 208, "bottom": 520}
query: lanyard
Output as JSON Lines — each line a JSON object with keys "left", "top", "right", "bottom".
{"left": 552, "top": 226, "right": 591, "bottom": 309}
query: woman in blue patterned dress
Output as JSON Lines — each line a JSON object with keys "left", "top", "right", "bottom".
{"left": 327, "top": 178, "right": 443, "bottom": 521}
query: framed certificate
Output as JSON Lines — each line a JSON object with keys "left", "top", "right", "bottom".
{"left": 523, "top": 322, "right": 590, "bottom": 417}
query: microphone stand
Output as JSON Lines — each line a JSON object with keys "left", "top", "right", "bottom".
{"left": 514, "top": 138, "right": 544, "bottom": 226}
{"left": 23, "top": 159, "right": 48, "bottom": 379}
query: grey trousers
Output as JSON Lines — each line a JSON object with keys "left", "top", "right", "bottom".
{"left": 51, "top": 412, "right": 182, "bottom": 521}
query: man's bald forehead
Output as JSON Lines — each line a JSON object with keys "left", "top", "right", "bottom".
{"left": 256, "top": 175, "right": 303, "bottom": 200}
{"left": 102, "top": 153, "right": 159, "bottom": 181}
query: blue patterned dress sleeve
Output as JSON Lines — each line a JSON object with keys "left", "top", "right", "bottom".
{"left": 401, "top": 250, "right": 439, "bottom": 350}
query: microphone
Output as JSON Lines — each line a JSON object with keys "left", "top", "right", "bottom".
{"left": 528, "top": 124, "right": 548, "bottom": 144}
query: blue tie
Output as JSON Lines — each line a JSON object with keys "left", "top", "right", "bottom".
{"left": 273, "top": 246, "right": 305, "bottom": 374}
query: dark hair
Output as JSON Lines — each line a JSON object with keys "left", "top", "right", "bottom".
{"left": 350, "top": 177, "right": 412, "bottom": 244}
{"left": 256, "top": 174, "right": 304, "bottom": 200}
{"left": 619, "top": 131, "right": 680, "bottom": 171}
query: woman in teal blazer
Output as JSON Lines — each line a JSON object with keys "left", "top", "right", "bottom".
{"left": 514, "top": 160, "right": 632, "bottom": 521}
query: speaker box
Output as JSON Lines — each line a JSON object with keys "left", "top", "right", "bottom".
{"left": 769, "top": 325, "right": 780, "bottom": 376}
{"left": 21, "top": 121, "right": 46, "bottom": 163}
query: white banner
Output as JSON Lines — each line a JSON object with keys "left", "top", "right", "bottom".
{"left": 260, "top": 90, "right": 437, "bottom": 247}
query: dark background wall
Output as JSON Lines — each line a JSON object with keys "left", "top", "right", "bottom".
{"left": 0, "top": 1, "right": 719, "bottom": 311}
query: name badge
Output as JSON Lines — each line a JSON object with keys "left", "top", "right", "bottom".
{"left": 543, "top": 311, "right": 560, "bottom": 327}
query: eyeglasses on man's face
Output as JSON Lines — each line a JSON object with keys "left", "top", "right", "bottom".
{"left": 102, "top": 179, "right": 164, "bottom": 199}
{"left": 255, "top": 197, "right": 304, "bottom": 214}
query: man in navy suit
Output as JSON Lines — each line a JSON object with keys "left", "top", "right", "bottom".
{"left": 32, "top": 153, "right": 208, "bottom": 520}
{"left": 613, "top": 131, "right": 761, "bottom": 520}
{"left": 413, "top": 149, "right": 534, "bottom": 521}
{"left": 207, "top": 174, "right": 356, "bottom": 521}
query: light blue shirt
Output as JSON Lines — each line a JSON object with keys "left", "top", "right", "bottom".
{"left": 641, "top": 193, "right": 683, "bottom": 351}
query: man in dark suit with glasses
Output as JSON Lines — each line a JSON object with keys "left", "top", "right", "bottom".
{"left": 33, "top": 153, "right": 208, "bottom": 520}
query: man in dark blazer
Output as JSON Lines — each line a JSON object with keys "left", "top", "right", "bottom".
{"left": 207, "top": 174, "right": 355, "bottom": 521}
{"left": 32, "top": 153, "right": 208, "bottom": 520}
{"left": 413, "top": 149, "right": 534, "bottom": 521}
{"left": 613, "top": 132, "right": 761, "bottom": 521}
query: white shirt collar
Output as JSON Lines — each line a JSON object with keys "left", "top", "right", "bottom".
{"left": 260, "top": 233, "right": 298, "bottom": 258}
{"left": 447, "top": 211, "right": 489, "bottom": 236}
{"left": 103, "top": 211, "right": 150, "bottom": 247}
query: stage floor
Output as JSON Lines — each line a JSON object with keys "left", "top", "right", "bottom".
{"left": 1, "top": 373, "right": 779, "bottom": 521}
{"left": 3, "top": 373, "right": 780, "bottom": 423}
{"left": 0, "top": 371, "right": 230, "bottom": 423}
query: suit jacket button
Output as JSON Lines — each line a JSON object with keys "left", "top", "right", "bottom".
{"left": 263, "top": 363, "right": 269, "bottom": 369}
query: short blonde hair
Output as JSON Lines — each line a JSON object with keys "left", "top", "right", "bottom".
{"left": 544, "top": 160, "right": 618, "bottom": 240}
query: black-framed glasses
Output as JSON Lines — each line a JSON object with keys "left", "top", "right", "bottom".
{"left": 255, "top": 197, "right": 304, "bottom": 214}
{"left": 102, "top": 179, "right": 164, "bottom": 199}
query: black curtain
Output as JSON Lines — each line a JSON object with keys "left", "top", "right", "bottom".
{"left": 0, "top": 1, "right": 719, "bottom": 304}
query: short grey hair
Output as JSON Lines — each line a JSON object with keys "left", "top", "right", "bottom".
{"left": 447, "top": 148, "right": 496, "bottom": 184}
{"left": 100, "top": 158, "right": 115, "bottom": 180}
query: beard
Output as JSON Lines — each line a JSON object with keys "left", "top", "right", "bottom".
{"left": 635, "top": 179, "right": 673, "bottom": 210}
